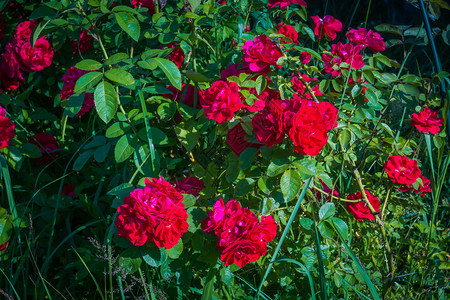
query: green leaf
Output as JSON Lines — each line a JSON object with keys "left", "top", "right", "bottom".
{"left": 174, "top": 119, "right": 200, "bottom": 152}
{"left": 280, "top": 169, "right": 302, "bottom": 202}
{"left": 255, "top": 75, "right": 267, "bottom": 95}
{"left": 114, "top": 134, "right": 138, "bottom": 163}
{"left": 74, "top": 72, "right": 102, "bottom": 94}
{"left": 105, "top": 53, "right": 129, "bottom": 65}
{"left": 319, "top": 203, "right": 335, "bottom": 220}
{"left": 165, "top": 240, "right": 183, "bottom": 259}
{"left": 331, "top": 217, "right": 348, "bottom": 240}
{"left": 94, "top": 143, "right": 111, "bottom": 163}
{"left": 201, "top": 268, "right": 216, "bottom": 300}
{"left": 94, "top": 81, "right": 118, "bottom": 124}
{"left": 185, "top": 71, "right": 212, "bottom": 82}
{"left": 104, "top": 69, "right": 135, "bottom": 86}
{"left": 75, "top": 59, "right": 102, "bottom": 71}
{"left": 0, "top": 216, "right": 13, "bottom": 244}
{"left": 114, "top": 12, "right": 140, "bottom": 42}
{"left": 105, "top": 122, "right": 130, "bottom": 138}
{"left": 63, "top": 94, "right": 84, "bottom": 117}
{"left": 73, "top": 150, "right": 94, "bottom": 171}
{"left": 141, "top": 245, "right": 167, "bottom": 267}
{"left": 188, "top": 0, "right": 202, "bottom": 12}
{"left": 267, "top": 158, "right": 290, "bottom": 177}
{"left": 31, "top": 19, "right": 51, "bottom": 48}
{"left": 151, "top": 57, "right": 182, "bottom": 90}
{"left": 293, "top": 158, "right": 316, "bottom": 178}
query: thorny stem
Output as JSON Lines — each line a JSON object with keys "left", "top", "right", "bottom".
{"left": 338, "top": 136, "right": 395, "bottom": 279}
{"left": 297, "top": 75, "right": 319, "bottom": 103}
{"left": 312, "top": 186, "right": 361, "bottom": 202}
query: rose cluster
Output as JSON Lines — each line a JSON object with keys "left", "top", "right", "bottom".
{"left": 346, "top": 27, "right": 386, "bottom": 53}
{"left": 60, "top": 66, "right": 95, "bottom": 117}
{"left": 322, "top": 42, "right": 364, "bottom": 77}
{"left": 0, "top": 20, "right": 54, "bottom": 91}
{"left": 201, "top": 199, "right": 277, "bottom": 268}
{"left": 311, "top": 15, "right": 342, "bottom": 40}
{"left": 115, "top": 177, "right": 189, "bottom": 249}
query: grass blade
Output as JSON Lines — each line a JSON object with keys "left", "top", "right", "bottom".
{"left": 275, "top": 258, "right": 316, "bottom": 300}
{"left": 73, "top": 247, "right": 105, "bottom": 300}
{"left": 313, "top": 222, "right": 327, "bottom": 300}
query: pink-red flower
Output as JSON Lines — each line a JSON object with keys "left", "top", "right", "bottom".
{"left": 322, "top": 42, "right": 364, "bottom": 77}
{"left": 291, "top": 73, "right": 323, "bottom": 99}
{"left": 0, "top": 240, "right": 9, "bottom": 252}
{"left": 226, "top": 122, "right": 262, "bottom": 156}
{"left": 299, "top": 52, "right": 312, "bottom": 64}
{"left": 115, "top": 177, "right": 188, "bottom": 248}
{"left": 200, "top": 80, "right": 242, "bottom": 124}
{"left": 242, "top": 35, "right": 284, "bottom": 73}
{"left": 345, "top": 190, "right": 380, "bottom": 221}
{"left": 72, "top": 29, "right": 93, "bottom": 54}
{"left": 0, "top": 44, "right": 24, "bottom": 91}
{"left": 173, "top": 177, "right": 204, "bottom": 197}
{"left": 384, "top": 155, "right": 421, "bottom": 185}
{"left": 399, "top": 175, "right": 432, "bottom": 196}
{"left": 166, "top": 42, "right": 184, "bottom": 68}
{"left": 277, "top": 24, "right": 299, "bottom": 45}
{"left": 411, "top": 107, "right": 443, "bottom": 135}
{"left": 132, "top": 0, "right": 155, "bottom": 14}
{"left": 201, "top": 199, "right": 277, "bottom": 268}
{"left": 268, "top": 0, "right": 307, "bottom": 9}
{"left": 29, "top": 132, "right": 60, "bottom": 164}
{"left": 346, "top": 27, "right": 386, "bottom": 53}
{"left": 311, "top": 15, "right": 342, "bottom": 40}
{"left": 0, "top": 115, "right": 15, "bottom": 149}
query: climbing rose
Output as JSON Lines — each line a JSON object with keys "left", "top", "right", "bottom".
{"left": 173, "top": 177, "right": 204, "bottom": 197}
{"left": 384, "top": 155, "right": 421, "bottom": 185}
{"left": 299, "top": 51, "right": 311, "bottom": 64}
{"left": 17, "top": 38, "right": 54, "bottom": 72}
{"left": 71, "top": 29, "right": 93, "bottom": 54}
{"left": 346, "top": 27, "right": 386, "bottom": 53}
{"left": 201, "top": 199, "right": 277, "bottom": 268}
{"left": 268, "top": 0, "right": 307, "bottom": 9}
{"left": 115, "top": 177, "right": 188, "bottom": 248}
{"left": 277, "top": 24, "right": 299, "bottom": 45}
{"left": 311, "top": 15, "right": 342, "bottom": 40}
{"left": 411, "top": 107, "right": 443, "bottom": 135}
{"left": 345, "top": 190, "right": 380, "bottom": 221}
{"left": 200, "top": 80, "right": 242, "bottom": 124}
{"left": 226, "top": 122, "right": 262, "bottom": 156}
{"left": 0, "top": 115, "right": 15, "bottom": 149}
{"left": 166, "top": 42, "right": 184, "bottom": 68}
{"left": 132, "top": 0, "right": 155, "bottom": 14}
{"left": 61, "top": 67, "right": 95, "bottom": 116}
{"left": 367, "top": 30, "right": 386, "bottom": 53}
{"left": 0, "top": 107, "right": 5, "bottom": 116}
{"left": 322, "top": 42, "right": 364, "bottom": 77}
{"left": 399, "top": 175, "right": 432, "bottom": 196}
{"left": 242, "top": 35, "right": 284, "bottom": 73}
{"left": 29, "top": 132, "right": 60, "bottom": 164}
{"left": 0, "top": 44, "right": 24, "bottom": 91}
{"left": 291, "top": 73, "right": 323, "bottom": 99}
{"left": 14, "top": 20, "right": 38, "bottom": 46}
{"left": 288, "top": 105, "right": 328, "bottom": 156}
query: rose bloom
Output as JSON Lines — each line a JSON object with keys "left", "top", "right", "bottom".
{"left": 291, "top": 73, "right": 323, "bottom": 99}
{"left": 166, "top": 42, "right": 184, "bottom": 68}
{"left": 132, "top": 0, "right": 155, "bottom": 14}
{"left": 411, "top": 107, "right": 443, "bottom": 135}
{"left": 252, "top": 109, "right": 284, "bottom": 148}
{"left": 299, "top": 52, "right": 311, "bottom": 64}
{"left": 367, "top": 30, "right": 386, "bottom": 53}
{"left": 17, "top": 38, "right": 54, "bottom": 72}
{"left": 14, "top": 20, "right": 38, "bottom": 46}
{"left": 0, "top": 44, "right": 24, "bottom": 91}
{"left": 0, "top": 240, "right": 9, "bottom": 251}
{"left": 242, "top": 35, "right": 284, "bottom": 73}
{"left": 345, "top": 190, "right": 380, "bottom": 221}
{"left": 346, "top": 27, "right": 386, "bottom": 53}
{"left": 268, "top": 0, "right": 307, "bottom": 9}
{"left": 61, "top": 67, "right": 95, "bottom": 117}
{"left": 399, "top": 175, "right": 432, "bottom": 196}
{"left": 277, "top": 24, "right": 299, "bottom": 45}
{"left": 173, "top": 176, "right": 204, "bottom": 197}
{"left": 115, "top": 177, "right": 189, "bottom": 248}
{"left": 200, "top": 80, "right": 242, "bottom": 124}
{"left": 322, "top": 42, "right": 364, "bottom": 77}
{"left": 71, "top": 29, "right": 93, "bottom": 54}
{"left": 288, "top": 105, "right": 328, "bottom": 156}
{"left": 0, "top": 115, "right": 15, "bottom": 149}
{"left": 384, "top": 155, "right": 421, "bottom": 185}
{"left": 311, "top": 15, "right": 342, "bottom": 40}
{"left": 28, "top": 132, "right": 60, "bottom": 164}
{"left": 201, "top": 199, "right": 277, "bottom": 268}
{"left": 0, "top": 107, "right": 5, "bottom": 116}
{"left": 226, "top": 122, "right": 262, "bottom": 157}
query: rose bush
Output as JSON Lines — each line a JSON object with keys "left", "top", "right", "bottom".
{"left": 0, "top": 0, "right": 448, "bottom": 299}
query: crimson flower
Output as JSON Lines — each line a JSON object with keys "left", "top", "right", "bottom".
{"left": 242, "top": 35, "right": 284, "bottom": 73}
{"left": 322, "top": 42, "right": 364, "bottom": 77}
{"left": 0, "top": 115, "right": 15, "bottom": 149}
{"left": 384, "top": 155, "right": 421, "bottom": 185}
{"left": 399, "top": 175, "right": 432, "bottom": 196}
{"left": 200, "top": 80, "right": 242, "bottom": 124}
{"left": 345, "top": 190, "right": 380, "bottom": 221}
{"left": 311, "top": 15, "right": 342, "bottom": 40}
{"left": 268, "top": 0, "right": 307, "bottom": 9}
{"left": 411, "top": 107, "right": 443, "bottom": 135}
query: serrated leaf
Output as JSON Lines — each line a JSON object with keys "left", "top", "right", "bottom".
{"left": 114, "top": 12, "right": 140, "bottom": 42}
{"left": 267, "top": 158, "right": 290, "bottom": 177}
{"left": 105, "top": 69, "right": 135, "bottom": 86}
{"left": 105, "top": 53, "right": 129, "bottom": 65}
{"left": 280, "top": 169, "right": 302, "bottom": 202}
{"left": 74, "top": 72, "right": 102, "bottom": 94}
{"left": 94, "top": 81, "right": 118, "bottom": 123}
{"left": 319, "top": 202, "right": 335, "bottom": 220}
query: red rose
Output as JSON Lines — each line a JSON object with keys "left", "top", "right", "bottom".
{"left": 0, "top": 115, "right": 15, "bottom": 149}
{"left": 268, "top": 0, "right": 307, "bottom": 9}
{"left": 200, "top": 80, "right": 242, "bottom": 124}
{"left": 311, "top": 15, "right": 342, "bottom": 40}
{"left": 291, "top": 73, "right": 322, "bottom": 99}
{"left": 202, "top": 199, "right": 277, "bottom": 268}
{"left": 0, "top": 240, "right": 9, "bottom": 251}
{"left": 345, "top": 190, "right": 380, "bottom": 221}
{"left": 277, "top": 24, "right": 299, "bottom": 45}
{"left": 76, "top": 94, "right": 95, "bottom": 117}
{"left": 252, "top": 109, "right": 284, "bottom": 148}
{"left": 14, "top": 20, "right": 38, "bottom": 46}
{"left": 132, "top": 0, "right": 155, "bottom": 14}
{"left": 226, "top": 122, "right": 262, "bottom": 157}
{"left": 72, "top": 29, "right": 93, "bottom": 54}
{"left": 317, "top": 101, "right": 338, "bottom": 130}
{"left": 299, "top": 52, "right": 312, "bottom": 64}
{"left": 384, "top": 155, "right": 421, "bottom": 185}
{"left": 166, "top": 42, "right": 184, "bottom": 68}
{"left": 347, "top": 28, "right": 385, "bottom": 53}
{"left": 398, "top": 175, "right": 432, "bottom": 196}
{"left": 288, "top": 106, "right": 328, "bottom": 156}
{"left": 242, "top": 35, "right": 284, "bottom": 73}
{"left": 346, "top": 28, "right": 368, "bottom": 46}
{"left": 115, "top": 177, "right": 188, "bottom": 248}
{"left": 0, "top": 107, "right": 5, "bottom": 116}
{"left": 367, "top": 30, "right": 385, "bottom": 53}
{"left": 0, "top": 44, "right": 24, "bottom": 91}
{"left": 17, "top": 38, "right": 54, "bottom": 72}
{"left": 411, "top": 107, "right": 443, "bottom": 135}
{"left": 28, "top": 132, "right": 60, "bottom": 164}
{"left": 173, "top": 176, "right": 204, "bottom": 197}
{"left": 322, "top": 42, "right": 364, "bottom": 77}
